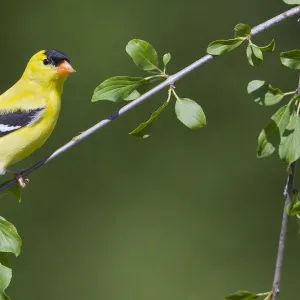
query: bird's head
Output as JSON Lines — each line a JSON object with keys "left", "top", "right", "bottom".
{"left": 22, "top": 49, "right": 75, "bottom": 86}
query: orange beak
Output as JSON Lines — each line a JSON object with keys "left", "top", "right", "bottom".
{"left": 57, "top": 60, "right": 76, "bottom": 75}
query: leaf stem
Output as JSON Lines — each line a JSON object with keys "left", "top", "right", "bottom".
{"left": 257, "top": 292, "right": 271, "bottom": 297}
{"left": 0, "top": 6, "right": 300, "bottom": 193}
{"left": 283, "top": 91, "right": 296, "bottom": 96}
{"left": 171, "top": 88, "right": 180, "bottom": 101}
{"left": 263, "top": 292, "right": 273, "bottom": 300}
{"left": 153, "top": 66, "right": 164, "bottom": 74}
{"left": 257, "top": 291, "right": 273, "bottom": 300}
{"left": 144, "top": 74, "right": 168, "bottom": 81}
{"left": 145, "top": 70, "right": 161, "bottom": 75}
{"left": 167, "top": 87, "right": 173, "bottom": 103}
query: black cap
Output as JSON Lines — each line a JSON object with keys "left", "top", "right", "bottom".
{"left": 44, "top": 49, "right": 70, "bottom": 66}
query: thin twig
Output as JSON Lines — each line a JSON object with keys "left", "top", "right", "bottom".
{"left": 271, "top": 73, "right": 300, "bottom": 300}
{"left": 272, "top": 163, "right": 295, "bottom": 300}
{"left": 0, "top": 6, "right": 300, "bottom": 193}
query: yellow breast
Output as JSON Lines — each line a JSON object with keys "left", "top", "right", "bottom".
{"left": 0, "top": 78, "right": 63, "bottom": 173}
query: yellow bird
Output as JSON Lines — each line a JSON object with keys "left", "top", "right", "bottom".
{"left": 0, "top": 49, "right": 75, "bottom": 187}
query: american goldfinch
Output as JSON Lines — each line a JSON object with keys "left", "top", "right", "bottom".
{"left": 0, "top": 49, "right": 75, "bottom": 187}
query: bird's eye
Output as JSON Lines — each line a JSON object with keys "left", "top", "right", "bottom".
{"left": 43, "top": 59, "right": 49, "bottom": 65}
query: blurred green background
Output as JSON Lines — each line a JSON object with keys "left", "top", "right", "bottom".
{"left": 1, "top": 1, "right": 300, "bottom": 299}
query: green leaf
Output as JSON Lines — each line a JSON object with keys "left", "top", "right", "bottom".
{"left": 124, "top": 75, "right": 166, "bottom": 101}
{"left": 247, "top": 40, "right": 275, "bottom": 66}
{"left": 124, "top": 89, "right": 141, "bottom": 101}
{"left": 0, "top": 184, "right": 21, "bottom": 203}
{"left": 280, "top": 50, "right": 300, "bottom": 69}
{"left": 129, "top": 101, "right": 169, "bottom": 138}
{"left": 0, "top": 253, "right": 11, "bottom": 300}
{"left": 246, "top": 45, "right": 254, "bottom": 66}
{"left": 0, "top": 217, "right": 22, "bottom": 256}
{"left": 252, "top": 46, "right": 263, "bottom": 61}
{"left": 124, "top": 82, "right": 150, "bottom": 101}
{"left": 287, "top": 192, "right": 298, "bottom": 216}
{"left": 279, "top": 112, "right": 300, "bottom": 165}
{"left": 0, "top": 260, "right": 11, "bottom": 300}
{"left": 287, "top": 198, "right": 297, "bottom": 216}
{"left": 246, "top": 44, "right": 262, "bottom": 66}
{"left": 91, "top": 77, "right": 147, "bottom": 102}
{"left": 207, "top": 38, "right": 244, "bottom": 55}
{"left": 8, "top": 185, "right": 21, "bottom": 202}
{"left": 297, "top": 216, "right": 300, "bottom": 235}
{"left": 254, "top": 40, "right": 275, "bottom": 52}
{"left": 257, "top": 103, "right": 293, "bottom": 158}
{"left": 283, "top": 0, "right": 300, "bottom": 4}
{"left": 126, "top": 39, "right": 159, "bottom": 71}
{"left": 234, "top": 23, "right": 251, "bottom": 38}
{"left": 175, "top": 98, "right": 206, "bottom": 129}
{"left": 247, "top": 80, "right": 284, "bottom": 106}
{"left": 0, "top": 292, "right": 10, "bottom": 300}
{"left": 225, "top": 291, "right": 259, "bottom": 300}
{"left": 287, "top": 191, "right": 300, "bottom": 216}
{"left": 163, "top": 53, "right": 171, "bottom": 67}
{"left": 0, "top": 253, "right": 10, "bottom": 300}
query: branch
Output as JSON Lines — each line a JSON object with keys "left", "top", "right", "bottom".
{"left": 271, "top": 73, "right": 300, "bottom": 300}
{"left": 271, "top": 163, "right": 295, "bottom": 300}
{"left": 0, "top": 6, "right": 300, "bottom": 193}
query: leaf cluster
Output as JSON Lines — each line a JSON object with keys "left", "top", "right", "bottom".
{"left": 0, "top": 186, "right": 22, "bottom": 299}
{"left": 0, "top": 216, "right": 22, "bottom": 299}
{"left": 91, "top": 39, "right": 206, "bottom": 138}
{"left": 207, "top": 23, "right": 275, "bottom": 66}
{"left": 247, "top": 50, "right": 300, "bottom": 166}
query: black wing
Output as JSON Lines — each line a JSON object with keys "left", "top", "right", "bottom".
{"left": 0, "top": 107, "right": 45, "bottom": 137}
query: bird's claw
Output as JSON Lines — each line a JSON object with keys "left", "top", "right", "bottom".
{"left": 15, "top": 173, "right": 29, "bottom": 188}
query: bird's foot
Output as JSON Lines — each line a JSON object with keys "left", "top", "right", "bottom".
{"left": 6, "top": 168, "right": 29, "bottom": 188}
{"left": 15, "top": 173, "right": 29, "bottom": 188}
